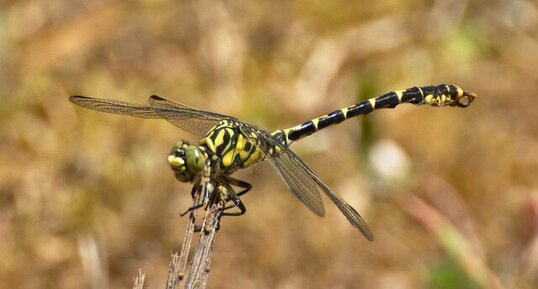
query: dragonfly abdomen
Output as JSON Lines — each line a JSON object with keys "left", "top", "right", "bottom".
{"left": 280, "top": 84, "right": 476, "bottom": 144}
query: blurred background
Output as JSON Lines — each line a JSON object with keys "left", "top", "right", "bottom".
{"left": 1, "top": 0, "right": 537, "bottom": 288}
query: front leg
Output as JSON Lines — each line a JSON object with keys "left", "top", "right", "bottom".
{"left": 201, "top": 158, "right": 213, "bottom": 206}
{"left": 179, "top": 160, "right": 213, "bottom": 217}
{"left": 179, "top": 181, "right": 204, "bottom": 217}
{"left": 180, "top": 181, "right": 217, "bottom": 218}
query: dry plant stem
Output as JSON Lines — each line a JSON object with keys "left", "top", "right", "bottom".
{"left": 167, "top": 192, "right": 202, "bottom": 289}
{"left": 166, "top": 253, "right": 183, "bottom": 289}
{"left": 185, "top": 202, "right": 223, "bottom": 289}
{"left": 175, "top": 209, "right": 198, "bottom": 281}
{"left": 132, "top": 270, "right": 145, "bottom": 289}
{"left": 196, "top": 204, "right": 221, "bottom": 288}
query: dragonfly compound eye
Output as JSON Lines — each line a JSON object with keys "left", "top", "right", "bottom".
{"left": 168, "top": 141, "right": 205, "bottom": 182}
{"left": 185, "top": 145, "right": 205, "bottom": 172}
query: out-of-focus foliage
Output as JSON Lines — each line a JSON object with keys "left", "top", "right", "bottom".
{"left": 1, "top": 0, "right": 537, "bottom": 288}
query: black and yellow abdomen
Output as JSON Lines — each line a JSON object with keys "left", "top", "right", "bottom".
{"left": 275, "top": 84, "right": 476, "bottom": 146}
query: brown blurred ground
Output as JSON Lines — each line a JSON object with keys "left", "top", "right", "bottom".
{"left": 1, "top": 1, "right": 537, "bottom": 288}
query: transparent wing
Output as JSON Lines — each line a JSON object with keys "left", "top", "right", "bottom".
{"left": 270, "top": 150, "right": 326, "bottom": 217}
{"left": 70, "top": 95, "right": 230, "bottom": 136}
{"left": 238, "top": 125, "right": 325, "bottom": 217}
{"left": 70, "top": 95, "right": 166, "bottom": 118}
{"left": 148, "top": 95, "right": 235, "bottom": 136}
{"left": 240, "top": 125, "right": 374, "bottom": 241}
{"left": 285, "top": 147, "right": 374, "bottom": 241}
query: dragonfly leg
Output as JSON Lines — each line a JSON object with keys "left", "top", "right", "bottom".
{"left": 201, "top": 160, "right": 213, "bottom": 206}
{"left": 179, "top": 169, "right": 213, "bottom": 217}
{"left": 220, "top": 177, "right": 251, "bottom": 216}
{"left": 179, "top": 203, "right": 204, "bottom": 217}
{"left": 220, "top": 191, "right": 246, "bottom": 216}
{"left": 179, "top": 181, "right": 204, "bottom": 216}
{"left": 188, "top": 180, "right": 217, "bottom": 233}
{"left": 226, "top": 177, "right": 252, "bottom": 197}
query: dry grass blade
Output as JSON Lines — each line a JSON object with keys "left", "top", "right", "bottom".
{"left": 166, "top": 253, "right": 183, "bottom": 289}
{"left": 132, "top": 270, "right": 145, "bottom": 289}
{"left": 167, "top": 191, "right": 202, "bottom": 289}
{"left": 164, "top": 183, "right": 223, "bottom": 289}
{"left": 184, "top": 202, "right": 223, "bottom": 289}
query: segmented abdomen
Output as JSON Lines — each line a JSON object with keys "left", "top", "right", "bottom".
{"left": 276, "top": 84, "right": 475, "bottom": 145}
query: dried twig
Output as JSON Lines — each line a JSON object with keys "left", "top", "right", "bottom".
{"left": 166, "top": 188, "right": 202, "bottom": 289}
{"left": 166, "top": 253, "right": 182, "bottom": 289}
{"left": 185, "top": 202, "right": 223, "bottom": 289}
{"left": 161, "top": 182, "right": 224, "bottom": 289}
{"left": 132, "top": 270, "right": 145, "bottom": 289}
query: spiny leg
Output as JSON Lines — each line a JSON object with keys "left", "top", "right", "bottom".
{"left": 220, "top": 190, "right": 245, "bottom": 216}
{"left": 194, "top": 180, "right": 216, "bottom": 232}
{"left": 201, "top": 159, "right": 213, "bottom": 205}
{"left": 220, "top": 177, "right": 252, "bottom": 216}
{"left": 179, "top": 179, "right": 205, "bottom": 217}
{"left": 196, "top": 159, "right": 216, "bottom": 214}
{"left": 226, "top": 177, "right": 252, "bottom": 196}
{"left": 179, "top": 161, "right": 213, "bottom": 217}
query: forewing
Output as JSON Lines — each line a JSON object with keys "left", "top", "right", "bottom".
{"left": 70, "top": 95, "right": 164, "bottom": 118}
{"left": 70, "top": 95, "right": 229, "bottom": 137}
{"left": 149, "top": 95, "right": 231, "bottom": 136}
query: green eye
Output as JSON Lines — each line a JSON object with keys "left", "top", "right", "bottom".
{"left": 185, "top": 145, "right": 205, "bottom": 172}
{"left": 167, "top": 141, "right": 205, "bottom": 182}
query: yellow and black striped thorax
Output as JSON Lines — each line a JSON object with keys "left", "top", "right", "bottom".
{"left": 200, "top": 119, "right": 268, "bottom": 172}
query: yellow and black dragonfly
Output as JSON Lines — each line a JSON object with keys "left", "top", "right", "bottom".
{"left": 70, "top": 84, "right": 476, "bottom": 241}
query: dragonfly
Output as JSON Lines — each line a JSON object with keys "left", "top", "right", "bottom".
{"left": 70, "top": 84, "right": 477, "bottom": 241}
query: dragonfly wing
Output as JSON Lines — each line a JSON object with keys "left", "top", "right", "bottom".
{"left": 288, "top": 149, "right": 375, "bottom": 241}
{"left": 70, "top": 95, "right": 230, "bottom": 137}
{"left": 269, "top": 151, "right": 326, "bottom": 217}
{"left": 148, "top": 95, "right": 232, "bottom": 136}
{"left": 238, "top": 125, "right": 325, "bottom": 217}
{"left": 70, "top": 95, "right": 164, "bottom": 118}
{"left": 240, "top": 125, "right": 373, "bottom": 241}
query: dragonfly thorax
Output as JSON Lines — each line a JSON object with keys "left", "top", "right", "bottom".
{"left": 168, "top": 141, "right": 206, "bottom": 182}
{"left": 198, "top": 119, "right": 267, "bottom": 173}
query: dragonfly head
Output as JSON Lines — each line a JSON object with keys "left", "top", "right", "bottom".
{"left": 168, "top": 141, "right": 206, "bottom": 182}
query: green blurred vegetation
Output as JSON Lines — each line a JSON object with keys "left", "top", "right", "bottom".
{"left": 427, "top": 259, "right": 479, "bottom": 289}
{"left": 1, "top": 0, "right": 537, "bottom": 288}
